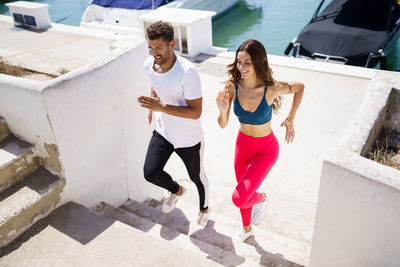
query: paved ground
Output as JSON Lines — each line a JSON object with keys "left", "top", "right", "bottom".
{"left": 0, "top": 202, "right": 221, "bottom": 267}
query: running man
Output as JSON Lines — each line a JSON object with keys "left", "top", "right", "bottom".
{"left": 137, "top": 21, "right": 210, "bottom": 226}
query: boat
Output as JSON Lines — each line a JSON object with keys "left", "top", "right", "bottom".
{"left": 80, "top": 0, "right": 239, "bottom": 36}
{"left": 284, "top": 0, "right": 400, "bottom": 69}
{"left": 163, "top": 0, "right": 240, "bottom": 18}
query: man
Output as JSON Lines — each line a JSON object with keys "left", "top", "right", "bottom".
{"left": 137, "top": 21, "right": 210, "bottom": 226}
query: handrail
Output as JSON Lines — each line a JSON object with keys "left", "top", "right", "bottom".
{"left": 311, "top": 52, "right": 348, "bottom": 63}
{"left": 311, "top": 0, "right": 326, "bottom": 22}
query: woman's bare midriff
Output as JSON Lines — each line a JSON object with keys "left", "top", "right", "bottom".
{"left": 239, "top": 121, "right": 272, "bottom": 137}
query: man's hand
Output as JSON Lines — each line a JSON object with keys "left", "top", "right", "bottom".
{"left": 137, "top": 95, "right": 166, "bottom": 112}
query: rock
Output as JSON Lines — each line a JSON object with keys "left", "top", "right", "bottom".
{"left": 387, "top": 130, "right": 400, "bottom": 149}
{"left": 392, "top": 153, "right": 400, "bottom": 165}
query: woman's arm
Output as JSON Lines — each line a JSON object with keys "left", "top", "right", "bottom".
{"left": 272, "top": 81, "right": 305, "bottom": 143}
{"left": 216, "top": 82, "right": 235, "bottom": 128}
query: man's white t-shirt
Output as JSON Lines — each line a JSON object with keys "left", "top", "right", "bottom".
{"left": 144, "top": 54, "right": 204, "bottom": 148}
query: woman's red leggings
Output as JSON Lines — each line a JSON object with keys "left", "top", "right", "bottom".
{"left": 232, "top": 130, "right": 279, "bottom": 227}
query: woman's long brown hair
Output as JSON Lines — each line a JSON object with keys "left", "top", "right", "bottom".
{"left": 227, "top": 39, "right": 284, "bottom": 113}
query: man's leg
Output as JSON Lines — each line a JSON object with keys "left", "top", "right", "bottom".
{"left": 143, "top": 130, "right": 180, "bottom": 194}
{"left": 176, "top": 140, "right": 209, "bottom": 211}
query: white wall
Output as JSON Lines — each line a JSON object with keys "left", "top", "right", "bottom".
{"left": 43, "top": 41, "right": 161, "bottom": 207}
{"left": 0, "top": 75, "right": 57, "bottom": 161}
{"left": 310, "top": 72, "right": 400, "bottom": 267}
{"left": 311, "top": 160, "right": 400, "bottom": 267}
{"left": 0, "top": 26, "right": 163, "bottom": 207}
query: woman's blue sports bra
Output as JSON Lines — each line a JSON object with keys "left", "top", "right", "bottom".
{"left": 233, "top": 82, "right": 272, "bottom": 125}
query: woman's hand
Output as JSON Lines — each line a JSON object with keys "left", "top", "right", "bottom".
{"left": 280, "top": 118, "right": 295, "bottom": 143}
{"left": 216, "top": 89, "right": 230, "bottom": 113}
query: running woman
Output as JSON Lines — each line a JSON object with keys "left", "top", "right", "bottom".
{"left": 138, "top": 21, "right": 210, "bottom": 226}
{"left": 216, "top": 39, "right": 304, "bottom": 241}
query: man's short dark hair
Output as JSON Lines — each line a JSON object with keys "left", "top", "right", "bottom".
{"left": 146, "top": 21, "right": 174, "bottom": 42}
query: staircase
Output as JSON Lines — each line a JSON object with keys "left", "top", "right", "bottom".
{"left": 95, "top": 182, "right": 309, "bottom": 266}
{"left": 0, "top": 116, "right": 65, "bottom": 248}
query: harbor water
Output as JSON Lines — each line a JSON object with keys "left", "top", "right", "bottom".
{"left": 1, "top": 0, "right": 399, "bottom": 71}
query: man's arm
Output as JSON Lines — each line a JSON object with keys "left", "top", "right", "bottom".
{"left": 147, "top": 87, "right": 157, "bottom": 124}
{"left": 138, "top": 96, "right": 202, "bottom": 120}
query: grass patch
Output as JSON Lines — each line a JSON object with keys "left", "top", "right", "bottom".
{"left": 368, "top": 127, "right": 400, "bottom": 170}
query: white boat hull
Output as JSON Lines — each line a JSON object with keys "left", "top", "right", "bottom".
{"left": 80, "top": 0, "right": 239, "bottom": 36}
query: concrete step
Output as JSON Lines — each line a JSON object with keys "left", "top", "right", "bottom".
{"left": 0, "top": 134, "right": 39, "bottom": 193}
{"left": 151, "top": 197, "right": 309, "bottom": 265}
{"left": 0, "top": 202, "right": 221, "bottom": 267}
{"left": 140, "top": 177, "right": 311, "bottom": 262}
{"left": 0, "top": 116, "right": 9, "bottom": 142}
{"left": 96, "top": 202, "right": 253, "bottom": 266}
{"left": 0, "top": 166, "right": 65, "bottom": 248}
{"left": 122, "top": 198, "right": 305, "bottom": 266}
{"left": 178, "top": 177, "right": 314, "bottom": 249}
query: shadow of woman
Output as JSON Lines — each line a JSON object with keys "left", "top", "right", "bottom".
{"left": 245, "top": 236, "right": 304, "bottom": 267}
{"left": 189, "top": 220, "right": 245, "bottom": 266}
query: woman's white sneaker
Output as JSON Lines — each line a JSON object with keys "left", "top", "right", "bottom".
{"left": 233, "top": 228, "right": 254, "bottom": 242}
{"left": 252, "top": 193, "right": 269, "bottom": 225}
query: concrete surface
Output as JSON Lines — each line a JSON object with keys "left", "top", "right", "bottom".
{"left": 0, "top": 135, "right": 39, "bottom": 193}
{"left": 97, "top": 202, "right": 259, "bottom": 266}
{"left": 122, "top": 198, "right": 305, "bottom": 266}
{"left": 0, "top": 202, "right": 221, "bottom": 267}
{"left": 0, "top": 166, "right": 65, "bottom": 247}
{"left": 0, "top": 15, "right": 118, "bottom": 76}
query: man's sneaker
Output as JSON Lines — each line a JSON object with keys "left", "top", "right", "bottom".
{"left": 233, "top": 228, "right": 254, "bottom": 242}
{"left": 197, "top": 207, "right": 212, "bottom": 227}
{"left": 252, "top": 193, "right": 269, "bottom": 225}
{"left": 162, "top": 187, "right": 186, "bottom": 214}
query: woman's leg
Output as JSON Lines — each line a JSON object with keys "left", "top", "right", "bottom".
{"left": 233, "top": 140, "right": 252, "bottom": 227}
{"left": 232, "top": 133, "right": 279, "bottom": 227}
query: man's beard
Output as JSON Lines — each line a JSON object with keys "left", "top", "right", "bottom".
{"left": 155, "top": 50, "right": 170, "bottom": 65}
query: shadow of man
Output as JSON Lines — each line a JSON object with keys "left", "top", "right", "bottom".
{"left": 142, "top": 197, "right": 192, "bottom": 240}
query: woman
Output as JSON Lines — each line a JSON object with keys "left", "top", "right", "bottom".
{"left": 216, "top": 39, "right": 304, "bottom": 242}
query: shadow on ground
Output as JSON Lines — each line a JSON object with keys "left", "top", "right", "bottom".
{"left": 0, "top": 202, "right": 114, "bottom": 257}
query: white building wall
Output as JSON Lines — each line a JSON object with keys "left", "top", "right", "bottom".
{"left": 310, "top": 72, "right": 400, "bottom": 267}
{"left": 0, "top": 26, "right": 163, "bottom": 207}
{"left": 0, "top": 76, "right": 56, "bottom": 157}
{"left": 311, "top": 160, "right": 400, "bottom": 267}
{"left": 42, "top": 41, "right": 161, "bottom": 207}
